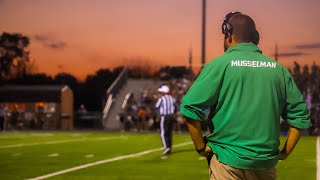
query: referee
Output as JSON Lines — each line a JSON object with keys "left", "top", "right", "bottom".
{"left": 181, "top": 12, "right": 311, "bottom": 179}
{"left": 156, "top": 85, "right": 176, "bottom": 155}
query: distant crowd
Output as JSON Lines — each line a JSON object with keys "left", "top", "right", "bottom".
{"left": 0, "top": 104, "right": 47, "bottom": 130}
{"left": 291, "top": 62, "right": 320, "bottom": 135}
{"left": 117, "top": 78, "right": 192, "bottom": 133}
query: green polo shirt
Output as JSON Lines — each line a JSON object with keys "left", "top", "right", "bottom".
{"left": 180, "top": 43, "right": 311, "bottom": 170}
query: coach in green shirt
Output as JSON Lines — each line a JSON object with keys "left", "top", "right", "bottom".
{"left": 181, "top": 12, "right": 311, "bottom": 180}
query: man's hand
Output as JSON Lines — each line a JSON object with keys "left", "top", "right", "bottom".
{"left": 199, "top": 144, "right": 212, "bottom": 156}
{"left": 279, "top": 126, "right": 302, "bottom": 160}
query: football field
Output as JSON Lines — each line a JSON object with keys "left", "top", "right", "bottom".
{"left": 0, "top": 132, "right": 317, "bottom": 180}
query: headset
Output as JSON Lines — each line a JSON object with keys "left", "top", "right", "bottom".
{"left": 222, "top": 11, "right": 241, "bottom": 39}
{"left": 221, "top": 11, "right": 259, "bottom": 45}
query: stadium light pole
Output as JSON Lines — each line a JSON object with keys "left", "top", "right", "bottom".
{"left": 201, "top": 0, "right": 206, "bottom": 68}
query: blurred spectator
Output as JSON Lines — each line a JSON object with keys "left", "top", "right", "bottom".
{"left": 0, "top": 103, "right": 7, "bottom": 130}
{"left": 137, "top": 106, "right": 147, "bottom": 131}
{"left": 36, "top": 106, "right": 45, "bottom": 129}
{"left": 294, "top": 61, "right": 300, "bottom": 75}
{"left": 10, "top": 104, "right": 20, "bottom": 129}
{"left": 174, "top": 112, "right": 185, "bottom": 133}
{"left": 116, "top": 110, "right": 126, "bottom": 132}
{"left": 311, "top": 107, "right": 320, "bottom": 135}
{"left": 78, "top": 104, "right": 87, "bottom": 114}
{"left": 305, "top": 88, "right": 313, "bottom": 110}
{"left": 291, "top": 61, "right": 320, "bottom": 135}
{"left": 312, "top": 62, "right": 318, "bottom": 76}
{"left": 24, "top": 112, "right": 34, "bottom": 129}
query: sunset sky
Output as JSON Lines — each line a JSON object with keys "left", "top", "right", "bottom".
{"left": 1, "top": 0, "right": 320, "bottom": 80}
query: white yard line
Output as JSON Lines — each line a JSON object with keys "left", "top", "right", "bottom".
{"left": 48, "top": 153, "right": 59, "bottom": 157}
{"left": 0, "top": 133, "right": 54, "bottom": 139}
{"left": 26, "top": 141, "right": 193, "bottom": 180}
{"left": 0, "top": 136, "right": 123, "bottom": 149}
{"left": 317, "top": 137, "right": 320, "bottom": 180}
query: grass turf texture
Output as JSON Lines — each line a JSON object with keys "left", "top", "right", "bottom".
{"left": 0, "top": 132, "right": 316, "bottom": 180}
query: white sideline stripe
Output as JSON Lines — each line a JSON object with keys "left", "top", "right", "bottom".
{"left": 26, "top": 141, "right": 193, "bottom": 180}
{"left": 0, "top": 133, "right": 54, "bottom": 139}
{"left": 317, "top": 137, "right": 320, "bottom": 180}
{"left": 0, "top": 137, "right": 122, "bottom": 149}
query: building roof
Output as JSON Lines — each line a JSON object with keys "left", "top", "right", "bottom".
{"left": 0, "top": 85, "right": 70, "bottom": 102}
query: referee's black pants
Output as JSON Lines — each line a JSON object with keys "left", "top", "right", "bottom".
{"left": 160, "top": 115, "right": 174, "bottom": 150}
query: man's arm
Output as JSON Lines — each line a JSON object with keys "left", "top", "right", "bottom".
{"left": 184, "top": 117, "right": 211, "bottom": 156}
{"left": 282, "top": 70, "right": 311, "bottom": 129}
{"left": 180, "top": 62, "right": 224, "bottom": 155}
{"left": 155, "top": 97, "right": 162, "bottom": 109}
{"left": 279, "top": 126, "right": 301, "bottom": 160}
{"left": 180, "top": 61, "right": 224, "bottom": 121}
{"left": 280, "top": 69, "right": 312, "bottom": 160}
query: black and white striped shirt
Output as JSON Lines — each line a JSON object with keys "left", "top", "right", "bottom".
{"left": 155, "top": 94, "right": 176, "bottom": 116}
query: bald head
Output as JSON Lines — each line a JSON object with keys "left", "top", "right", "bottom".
{"left": 229, "top": 13, "right": 259, "bottom": 44}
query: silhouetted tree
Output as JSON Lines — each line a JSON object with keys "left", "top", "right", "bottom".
{"left": 54, "top": 73, "right": 78, "bottom": 87}
{"left": 6, "top": 73, "right": 54, "bottom": 85}
{"left": 82, "top": 69, "right": 117, "bottom": 111}
{"left": 25, "top": 73, "right": 54, "bottom": 84}
{"left": 0, "top": 32, "right": 30, "bottom": 80}
{"left": 159, "top": 66, "right": 189, "bottom": 80}
{"left": 123, "top": 57, "right": 155, "bottom": 78}
{"left": 113, "top": 66, "right": 125, "bottom": 76}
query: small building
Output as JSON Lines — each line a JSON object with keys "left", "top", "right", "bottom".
{"left": 0, "top": 85, "right": 73, "bottom": 130}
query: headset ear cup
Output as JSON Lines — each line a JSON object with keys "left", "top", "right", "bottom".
{"left": 254, "top": 30, "right": 260, "bottom": 45}
{"left": 224, "top": 23, "right": 232, "bottom": 39}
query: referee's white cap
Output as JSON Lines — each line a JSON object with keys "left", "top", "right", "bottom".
{"left": 158, "top": 85, "right": 170, "bottom": 94}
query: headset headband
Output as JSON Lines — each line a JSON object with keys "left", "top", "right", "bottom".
{"left": 222, "top": 12, "right": 241, "bottom": 39}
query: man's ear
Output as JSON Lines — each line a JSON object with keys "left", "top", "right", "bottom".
{"left": 253, "top": 30, "right": 259, "bottom": 45}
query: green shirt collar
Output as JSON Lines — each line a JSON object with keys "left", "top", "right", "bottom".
{"left": 225, "top": 43, "right": 262, "bottom": 54}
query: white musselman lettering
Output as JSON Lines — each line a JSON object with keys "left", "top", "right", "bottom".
{"left": 231, "top": 60, "right": 276, "bottom": 68}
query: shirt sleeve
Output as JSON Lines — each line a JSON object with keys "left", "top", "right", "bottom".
{"left": 180, "top": 61, "right": 224, "bottom": 121}
{"left": 282, "top": 69, "right": 312, "bottom": 129}
{"left": 155, "top": 98, "right": 162, "bottom": 109}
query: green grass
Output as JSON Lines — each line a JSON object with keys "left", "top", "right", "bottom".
{"left": 0, "top": 132, "right": 316, "bottom": 180}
